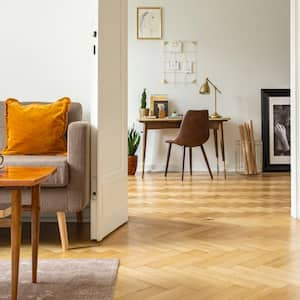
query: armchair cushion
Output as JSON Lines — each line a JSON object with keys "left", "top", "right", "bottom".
{"left": 2, "top": 98, "right": 71, "bottom": 155}
{"left": 3, "top": 155, "right": 69, "bottom": 187}
{"left": 0, "top": 101, "right": 82, "bottom": 152}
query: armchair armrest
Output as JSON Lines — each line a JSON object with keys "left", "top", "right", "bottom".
{"left": 67, "top": 121, "right": 91, "bottom": 212}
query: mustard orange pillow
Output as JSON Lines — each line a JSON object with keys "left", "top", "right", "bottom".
{"left": 2, "top": 98, "right": 71, "bottom": 155}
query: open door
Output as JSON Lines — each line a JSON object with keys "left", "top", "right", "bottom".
{"left": 91, "top": 0, "right": 128, "bottom": 241}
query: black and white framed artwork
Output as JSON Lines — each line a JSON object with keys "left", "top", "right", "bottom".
{"left": 261, "top": 89, "right": 290, "bottom": 172}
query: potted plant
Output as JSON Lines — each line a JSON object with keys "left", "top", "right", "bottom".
{"left": 139, "top": 88, "right": 149, "bottom": 118}
{"left": 128, "top": 127, "right": 141, "bottom": 175}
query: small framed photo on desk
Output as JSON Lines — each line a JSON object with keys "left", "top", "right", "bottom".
{"left": 150, "top": 95, "right": 168, "bottom": 117}
{"left": 153, "top": 100, "right": 168, "bottom": 118}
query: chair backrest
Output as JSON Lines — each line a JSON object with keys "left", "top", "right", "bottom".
{"left": 173, "top": 110, "right": 209, "bottom": 147}
{"left": 0, "top": 101, "right": 82, "bottom": 150}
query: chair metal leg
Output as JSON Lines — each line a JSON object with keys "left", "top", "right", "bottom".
{"left": 182, "top": 146, "right": 186, "bottom": 181}
{"left": 189, "top": 147, "right": 193, "bottom": 176}
{"left": 200, "top": 145, "right": 213, "bottom": 180}
{"left": 165, "top": 143, "right": 172, "bottom": 177}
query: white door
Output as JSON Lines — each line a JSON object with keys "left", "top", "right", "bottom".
{"left": 91, "top": 0, "right": 128, "bottom": 240}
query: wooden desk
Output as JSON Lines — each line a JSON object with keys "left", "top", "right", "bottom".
{"left": 0, "top": 167, "right": 56, "bottom": 300}
{"left": 138, "top": 117, "right": 230, "bottom": 179}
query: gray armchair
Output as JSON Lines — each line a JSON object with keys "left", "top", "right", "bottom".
{"left": 0, "top": 102, "right": 90, "bottom": 250}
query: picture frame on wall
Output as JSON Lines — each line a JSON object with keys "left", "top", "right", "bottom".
{"left": 137, "top": 7, "right": 163, "bottom": 40}
{"left": 261, "top": 89, "right": 291, "bottom": 172}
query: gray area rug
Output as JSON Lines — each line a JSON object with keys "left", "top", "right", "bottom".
{"left": 0, "top": 259, "right": 119, "bottom": 300}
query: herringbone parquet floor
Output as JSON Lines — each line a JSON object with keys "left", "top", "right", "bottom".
{"left": 0, "top": 172, "right": 299, "bottom": 299}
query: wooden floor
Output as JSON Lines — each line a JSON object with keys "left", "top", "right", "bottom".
{"left": 1, "top": 172, "right": 299, "bottom": 299}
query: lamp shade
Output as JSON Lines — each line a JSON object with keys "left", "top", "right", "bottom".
{"left": 199, "top": 79, "right": 210, "bottom": 95}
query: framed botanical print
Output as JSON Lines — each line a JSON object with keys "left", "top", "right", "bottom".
{"left": 261, "top": 89, "right": 290, "bottom": 172}
{"left": 137, "top": 7, "right": 163, "bottom": 40}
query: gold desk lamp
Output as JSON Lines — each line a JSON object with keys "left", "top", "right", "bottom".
{"left": 199, "top": 78, "right": 222, "bottom": 119}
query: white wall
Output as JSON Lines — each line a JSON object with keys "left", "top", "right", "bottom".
{"left": 0, "top": 0, "right": 97, "bottom": 121}
{"left": 128, "top": 0, "right": 290, "bottom": 172}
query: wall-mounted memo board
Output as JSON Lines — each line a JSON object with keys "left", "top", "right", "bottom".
{"left": 162, "top": 40, "right": 197, "bottom": 85}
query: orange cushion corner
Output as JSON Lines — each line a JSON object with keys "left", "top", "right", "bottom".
{"left": 2, "top": 97, "right": 71, "bottom": 155}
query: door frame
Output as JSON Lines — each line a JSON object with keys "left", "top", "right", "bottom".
{"left": 291, "top": 0, "right": 300, "bottom": 219}
{"left": 92, "top": 0, "right": 299, "bottom": 235}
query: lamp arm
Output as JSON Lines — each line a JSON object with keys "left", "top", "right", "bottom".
{"left": 207, "top": 78, "right": 222, "bottom": 94}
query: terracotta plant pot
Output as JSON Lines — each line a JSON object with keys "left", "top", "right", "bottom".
{"left": 139, "top": 108, "right": 149, "bottom": 118}
{"left": 128, "top": 155, "right": 138, "bottom": 175}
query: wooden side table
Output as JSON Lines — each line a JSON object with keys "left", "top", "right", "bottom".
{"left": 0, "top": 167, "right": 56, "bottom": 300}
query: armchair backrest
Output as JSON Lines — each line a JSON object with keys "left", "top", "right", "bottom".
{"left": 0, "top": 101, "right": 82, "bottom": 150}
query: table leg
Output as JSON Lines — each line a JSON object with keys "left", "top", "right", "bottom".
{"left": 189, "top": 147, "right": 192, "bottom": 176}
{"left": 31, "top": 185, "right": 40, "bottom": 283}
{"left": 213, "top": 129, "right": 219, "bottom": 175}
{"left": 220, "top": 122, "right": 227, "bottom": 179}
{"left": 141, "top": 124, "right": 148, "bottom": 179}
{"left": 11, "top": 190, "right": 22, "bottom": 300}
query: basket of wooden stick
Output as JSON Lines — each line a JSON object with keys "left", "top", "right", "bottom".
{"left": 236, "top": 120, "right": 262, "bottom": 175}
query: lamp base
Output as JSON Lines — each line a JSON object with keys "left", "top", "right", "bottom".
{"left": 209, "top": 112, "right": 223, "bottom": 119}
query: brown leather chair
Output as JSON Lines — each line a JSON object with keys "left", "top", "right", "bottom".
{"left": 165, "top": 110, "right": 213, "bottom": 181}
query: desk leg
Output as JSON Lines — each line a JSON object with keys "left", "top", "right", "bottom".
{"left": 189, "top": 147, "right": 193, "bottom": 176}
{"left": 220, "top": 122, "right": 227, "bottom": 179}
{"left": 32, "top": 185, "right": 40, "bottom": 283}
{"left": 11, "top": 190, "right": 22, "bottom": 300}
{"left": 141, "top": 124, "right": 148, "bottom": 179}
{"left": 213, "top": 129, "right": 219, "bottom": 175}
